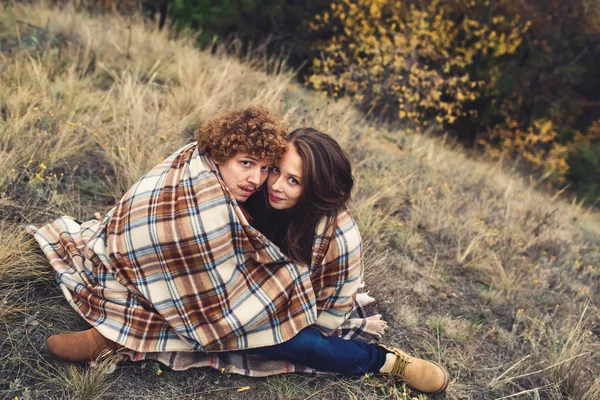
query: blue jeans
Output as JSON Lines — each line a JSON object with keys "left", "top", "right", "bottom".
{"left": 242, "top": 327, "right": 388, "bottom": 375}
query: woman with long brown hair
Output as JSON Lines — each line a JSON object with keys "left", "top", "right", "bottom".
{"left": 243, "top": 128, "right": 449, "bottom": 395}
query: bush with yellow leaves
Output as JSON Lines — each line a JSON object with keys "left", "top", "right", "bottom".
{"left": 307, "top": 0, "right": 528, "bottom": 130}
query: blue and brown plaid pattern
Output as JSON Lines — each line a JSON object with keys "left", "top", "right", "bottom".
{"left": 128, "top": 285, "right": 383, "bottom": 376}
{"left": 28, "top": 142, "right": 363, "bottom": 354}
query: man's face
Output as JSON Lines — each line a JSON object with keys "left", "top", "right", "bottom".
{"left": 216, "top": 153, "right": 270, "bottom": 202}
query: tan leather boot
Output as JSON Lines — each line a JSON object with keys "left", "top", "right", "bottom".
{"left": 378, "top": 344, "right": 449, "bottom": 394}
{"left": 46, "top": 327, "right": 123, "bottom": 362}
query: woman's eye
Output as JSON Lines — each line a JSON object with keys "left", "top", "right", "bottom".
{"left": 289, "top": 177, "right": 298, "bottom": 185}
{"left": 271, "top": 167, "right": 280, "bottom": 174}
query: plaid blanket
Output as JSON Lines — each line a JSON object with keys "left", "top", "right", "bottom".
{"left": 127, "top": 284, "right": 382, "bottom": 375}
{"left": 28, "top": 142, "right": 364, "bottom": 355}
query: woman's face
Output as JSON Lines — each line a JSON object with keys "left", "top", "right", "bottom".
{"left": 267, "top": 145, "right": 304, "bottom": 210}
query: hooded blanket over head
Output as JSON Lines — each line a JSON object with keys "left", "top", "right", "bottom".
{"left": 28, "top": 142, "right": 364, "bottom": 355}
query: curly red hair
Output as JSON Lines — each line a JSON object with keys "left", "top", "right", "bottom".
{"left": 196, "top": 106, "right": 288, "bottom": 164}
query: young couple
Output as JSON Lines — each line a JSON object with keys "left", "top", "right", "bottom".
{"left": 28, "top": 106, "right": 448, "bottom": 394}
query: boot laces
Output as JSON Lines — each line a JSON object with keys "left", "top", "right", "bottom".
{"left": 379, "top": 344, "right": 415, "bottom": 378}
{"left": 389, "top": 350, "right": 412, "bottom": 378}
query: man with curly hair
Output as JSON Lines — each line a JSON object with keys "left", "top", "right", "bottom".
{"left": 195, "top": 106, "right": 288, "bottom": 203}
{"left": 32, "top": 105, "right": 297, "bottom": 359}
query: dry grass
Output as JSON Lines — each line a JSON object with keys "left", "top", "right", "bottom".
{"left": 1, "top": 1, "right": 599, "bottom": 399}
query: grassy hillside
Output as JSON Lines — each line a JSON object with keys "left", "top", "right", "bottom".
{"left": 1, "top": 2, "right": 599, "bottom": 399}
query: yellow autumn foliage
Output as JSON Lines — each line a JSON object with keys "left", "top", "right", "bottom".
{"left": 482, "top": 112, "right": 600, "bottom": 185}
{"left": 308, "top": 0, "right": 528, "bottom": 129}
{"left": 483, "top": 118, "right": 570, "bottom": 182}
{"left": 307, "top": 0, "right": 597, "bottom": 185}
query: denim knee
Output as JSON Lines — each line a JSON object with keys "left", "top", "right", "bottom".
{"left": 286, "top": 328, "right": 334, "bottom": 358}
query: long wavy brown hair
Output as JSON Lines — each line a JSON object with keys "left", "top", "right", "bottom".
{"left": 249, "top": 128, "right": 353, "bottom": 265}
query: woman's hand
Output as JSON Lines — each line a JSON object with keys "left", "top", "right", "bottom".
{"left": 365, "top": 314, "right": 388, "bottom": 336}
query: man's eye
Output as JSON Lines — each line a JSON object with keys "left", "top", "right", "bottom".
{"left": 271, "top": 167, "right": 280, "bottom": 174}
{"left": 241, "top": 160, "right": 252, "bottom": 166}
{"left": 261, "top": 165, "right": 269, "bottom": 171}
